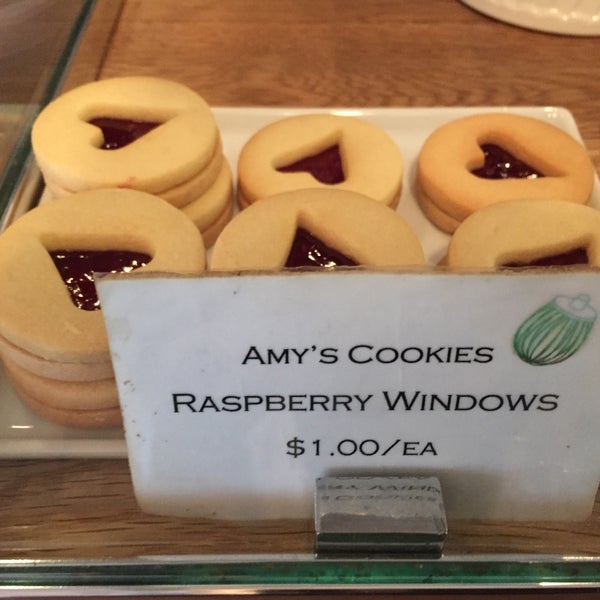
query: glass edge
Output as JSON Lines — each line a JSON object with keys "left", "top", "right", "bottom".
{"left": 0, "top": 555, "right": 599, "bottom": 590}
{"left": 0, "top": 0, "right": 97, "bottom": 228}
{"left": 0, "top": 3, "right": 598, "bottom": 592}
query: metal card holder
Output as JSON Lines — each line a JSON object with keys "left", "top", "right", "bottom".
{"left": 315, "top": 475, "right": 447, "bottom": 557}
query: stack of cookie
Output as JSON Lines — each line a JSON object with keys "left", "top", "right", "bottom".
{"left": 416, "top": 113, "right": 595, "bottom": 233}
{"left": 31, "top": 76, "right": 233, "bottom": 247}
{"left": 236, "top": 114, "right": 404, "bottom": 210}
{"left": 0, "top": 189, "right": 206, "bottom": 428}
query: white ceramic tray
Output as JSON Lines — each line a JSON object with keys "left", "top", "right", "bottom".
{"left": 1, "top": 105, "right": 598, "bottom": 458}
{"left": 461, "top": 0, "right": 600, "bottom": 36}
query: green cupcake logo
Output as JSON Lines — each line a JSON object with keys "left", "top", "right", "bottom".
{"left": 513, "top": 294, "right": 597, "bottom": 366}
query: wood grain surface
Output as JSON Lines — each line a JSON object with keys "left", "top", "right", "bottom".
{"left": 100, "top": 0, "right": 599, "bottom": 170}
{"left": 1, "top": 0, "right": 599, "bottom": 565}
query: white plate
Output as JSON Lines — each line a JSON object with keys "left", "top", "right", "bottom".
{"left": 1, "top": 105, "right": 598, "bottom": 458}
{"left": 461, "top": 0, "right": 600, "bottom": 36}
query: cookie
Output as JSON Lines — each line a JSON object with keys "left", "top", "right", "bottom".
{"left": 3, "top": 356, "right": 118, "bottom": 411}
{"left": 210, "top": 188, "right": 424, "bottom": 271}
{"left": 0, "top": 333, "right": 112, "bottom": 382}
{"left": 237, "top": 114, "right": 403, "bottom": 209}
{"left": 32, "top": 76, "right": 219, "bottom": 194}
{"left": 157, "top": 138, "right": 225, "bottom": 209}
{"left": 181, "top": 161, "right": 234, "bottom": 248}
{"left": 445, "top": 199, "right": 600, "bottom": 269}
{"left": 0, "top": 188, "right": 206, "bottom": 427}
{"left": 417, "top": 113, "right": 595, "bottom": 232}
{"left": 5, "top": 374, "right": 122, "bottom": 429}
{"left": 31, "top": 76, "right": 234, "bottom": 246}
{"left": 45, "top": 136, "right": 226, "bottom": 211}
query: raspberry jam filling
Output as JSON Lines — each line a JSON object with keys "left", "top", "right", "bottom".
{"left": 50, "top": 250, "right": 150, "bottom": 310}
{"left": 471, "top": 144, "right": 543, "bottom": 179}
{"left": 285, "top": 228, "right": 357, "bottom": 269}
{"left": 277, "top": 145, "right": 345, "bottom": 184}
{"left": 88, "top": 117, "right": 161, "bottom": 150}
{"left": 503, "top": 247, "right": 588, "bottom": 268}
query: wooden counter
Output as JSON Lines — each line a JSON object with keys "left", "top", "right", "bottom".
{"left": 0, "top": 0, "right": 599, "bottom": 563}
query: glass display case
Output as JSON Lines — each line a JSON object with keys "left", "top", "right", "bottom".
{"left": 0, "top": 0, "right": 599, "bottom": 595}
{"left": 0, "top": 0, "right": 100, "bottom": 228}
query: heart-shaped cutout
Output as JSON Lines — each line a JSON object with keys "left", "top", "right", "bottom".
{"left": 277, "top": 144, "right": 345, "bottom": 184}
{"left": 471, "top": 143, "right": 543, "bottom": 179}
{"left": 50, "top": 249, "right": 150, "bottom": 310}
{"left": 88, "top": 117, "right": 161, "bottom": 150}
{"left": 285, "top": 228, "right": 357, "bottom": 268}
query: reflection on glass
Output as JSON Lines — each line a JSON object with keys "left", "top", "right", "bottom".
{"left": 0, "top": 0, "right": 94, "bottom": 224}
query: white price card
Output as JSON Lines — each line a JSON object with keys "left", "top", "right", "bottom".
{"left": 97, "top": 269, "right": 600, "bottom": 521}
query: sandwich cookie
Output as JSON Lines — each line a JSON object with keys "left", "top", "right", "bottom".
{"left": 0, "top": 189, "right": 206, "bottom": 427}
{"left": 237, "top": 114, "right": 404, "bottom": 210}
{"left": 31, "top": 76, "right": 233, "bottom": 246}
{"left": 445, "top": 199, "right": 600, "bottom": 269}
{"left": 417, "top": 113, "right": 595, "bottom": 232}
{"left": 211, "top": 188, "right": 424, "bottom": 271}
